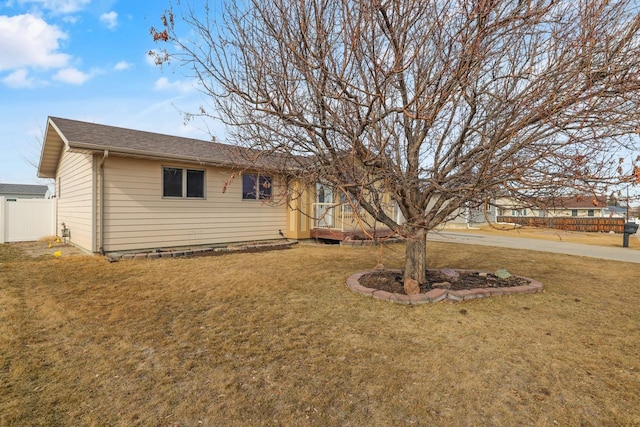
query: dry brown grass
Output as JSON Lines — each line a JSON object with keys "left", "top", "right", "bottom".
{"left": 1, "top": 241, "right": 639, "bottom": 426}
{"left": 452, "top": 224, "right": 640, "bottom": 249}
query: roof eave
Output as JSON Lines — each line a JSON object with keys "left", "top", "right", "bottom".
{"left": 37, "top": 118, "right": 67, "bottom": 178}
{"left": 67, "top": 141, "right": 239, "bottom": 169}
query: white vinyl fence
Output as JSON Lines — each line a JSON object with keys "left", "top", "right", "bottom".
{"left": 0, "top": 197, "right": 56, "bottom": 243}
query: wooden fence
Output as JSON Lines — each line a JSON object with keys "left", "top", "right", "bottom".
{"left": 496, "top": 216, "right": 626, "bottom": 233}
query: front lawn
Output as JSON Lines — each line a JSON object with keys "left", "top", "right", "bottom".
{"left": 1, "top": 242, "right": 639, "bottom": 425}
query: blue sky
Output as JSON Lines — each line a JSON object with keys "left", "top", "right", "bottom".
{"left": 0, "top": 0, "right": 219, "bottom": 185}
{"left": 1, "top": 0, "right": 638, "bottom": 204}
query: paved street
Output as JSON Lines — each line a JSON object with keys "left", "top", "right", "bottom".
{"left": 427, "top": 231, "right": 640, "bottom": 264}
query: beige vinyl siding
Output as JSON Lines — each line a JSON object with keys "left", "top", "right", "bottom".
{"left": 547, "top": 208, "right": 605, "bottom": 217}
{"left": 101, "top": 157, "right": 287, "bottom": 252}
{"left": 56, "top": 148, "right": 95, "bottom": 252}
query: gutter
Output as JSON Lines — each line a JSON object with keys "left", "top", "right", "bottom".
{"left": 68, "top": 142, "right": 234, "bottom": 169}
{"left": 98, "top": 150, "right": 109, "bottom": 255}
{"left": 67, "top": 142, "right": 283, "bottom": 172}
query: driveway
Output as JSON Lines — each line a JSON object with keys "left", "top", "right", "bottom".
{"left": 428, "top": 231, "right": 640, "bottom": 264}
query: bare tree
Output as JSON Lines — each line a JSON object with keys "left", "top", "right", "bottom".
{"left": 152, "top": 0, "right": 640, "bottom": 286}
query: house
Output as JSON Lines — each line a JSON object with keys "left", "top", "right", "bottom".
{"left": 37, "top": 116, "right": 317, "bottom": 254}
{"left": 38, "top": 116, "right": 497, "bottom": 253}
{"left": 0, "top": 183, "right": 49, "bottom": 200}
{"left": 496, "top": 195, "right": 622, "bottom": 218}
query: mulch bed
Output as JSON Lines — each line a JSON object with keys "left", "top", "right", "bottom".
{"left": 358, "top": 269, "right": 530, "bottom": 295}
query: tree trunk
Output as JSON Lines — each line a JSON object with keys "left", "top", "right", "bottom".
{"left": 405, "top": 231, "right": 427, "bottom": 284}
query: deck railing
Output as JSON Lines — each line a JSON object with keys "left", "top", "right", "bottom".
{"left": 312, "top": 202, "right": 402, "bottom": 231}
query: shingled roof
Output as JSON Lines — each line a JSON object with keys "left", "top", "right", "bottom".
{"left": 0, "top": 183, "right": 49, "bottom": 197}
{"left": 541, "top": 195, "right": 609, "bottom": 209}
{"left": 38, "top": 117, "right": 282, "bottom": 178}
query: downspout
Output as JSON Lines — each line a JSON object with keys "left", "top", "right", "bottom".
{"left": 98, "top": 150, "right": 109, "bottom": 255}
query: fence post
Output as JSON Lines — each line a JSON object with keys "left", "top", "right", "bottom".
{"left": 0, "top": 197, "right": 5, "bottom": 244}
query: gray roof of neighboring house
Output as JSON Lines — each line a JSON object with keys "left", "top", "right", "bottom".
{"left": 38, "top": 116, "right": 287, "bottom": 178}
{"left": 0, "top": 183, "right": 49, "bottom": 196}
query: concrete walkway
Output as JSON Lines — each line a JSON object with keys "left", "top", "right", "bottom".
{"left": 427, "top": 231, "right": 640, "bottom": 264}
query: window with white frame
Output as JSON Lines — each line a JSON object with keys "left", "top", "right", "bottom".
{"left": 162, "top": 167, "right": 205, "bottom": 198}
{"left": 242, "top": 173, "right": 272, "bottom": 200}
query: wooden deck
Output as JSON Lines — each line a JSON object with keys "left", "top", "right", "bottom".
{"left": 310, "top": 228, "right": 397, "bottom": 242}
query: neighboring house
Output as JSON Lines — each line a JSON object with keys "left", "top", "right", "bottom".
{"left": 541, "top": 195, "right": 621, "bottom": 218}
{"left": 464, "top": 203, "right": 497, "bottom": 226}
{"left": 437, "top": 202, "right": 497, "bottom": 228}
{"left": 37, "top": 116, "right": 315, "bottom": 254}
{"left": 496, "top": 195, "right": 621, "bottom": 218}
{"left": 496, "top": 195, "right": 626, "bottom": 218}
{"left": 0, "top": 183, "right": 49, "bottom": 200}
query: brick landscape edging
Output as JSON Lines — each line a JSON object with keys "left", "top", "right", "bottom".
{"left": 346, "top": 269, "right": 544, "bottom": 304}
{"left": 116, "top": 241, "right": 297, "bottom": 261}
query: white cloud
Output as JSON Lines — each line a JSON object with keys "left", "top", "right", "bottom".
{"left": 114, "top": 61, "right": 132, "bottom": 71}
{"left": 52, "top": 67, "right": 90, "bottom": 84}
{"left": 154, "top": 77, "right": 195, "bottom": 94}
{"left": 62, "top": 15, "right": 80, "bottom": 24}
{"left": 18, "top": 0, "right": 91, "bottom": 14}
{"left": 99, "top": 11, "right": 117, "bottom": 29}
{"left": 0, "top": 14, "right": 70, "bottom": 71}
{"left": 2, "top": 68, "right": 41, "bottom": 88}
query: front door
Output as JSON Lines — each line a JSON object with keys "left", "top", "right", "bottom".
{"left": 316, "top": 183, "right": 334, "bottom": 228}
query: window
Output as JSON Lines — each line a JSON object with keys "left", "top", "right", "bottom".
{"left": 587, "top": 209, "right": 595, "bottom": 217}
{"left": 162, "top": 167, "right": 205, "bottom": 198}
{"left": 242, "top": 173, "right": 272, "bottom": 200}
{"left": 186, "top": 169, "right": 205, "bottom": 197}
{"left": 163, "top": 167, "right": 182, "bottom": 197}
{"left": 571, "top": 209, "right": 578, "bottom": 217}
